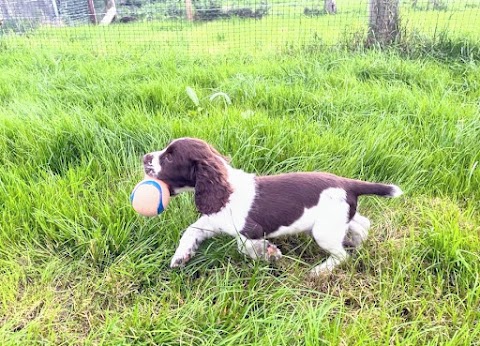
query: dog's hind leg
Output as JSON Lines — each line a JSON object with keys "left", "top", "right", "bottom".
{"left": 310, "top": 188, "right": 350, "bottom": 276}
{"left": 345, "top": 213, "right": 371, "bottom": 248}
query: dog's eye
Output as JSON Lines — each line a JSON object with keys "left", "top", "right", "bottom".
{"left": 164, "top": 153, "right": 173, "bottom": 163}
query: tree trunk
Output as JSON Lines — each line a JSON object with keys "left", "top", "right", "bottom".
{"left": 367, "top": 0, "right": 400, "bottom": 47}
{"left": 324, "top": 0, "right": 337, "bottom": 14}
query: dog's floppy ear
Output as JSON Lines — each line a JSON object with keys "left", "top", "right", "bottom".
{"left": 194, "top": 148, "right": 233, "bottom": 215}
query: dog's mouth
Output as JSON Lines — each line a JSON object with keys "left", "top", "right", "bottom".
{"left": 142, "top": 154, "right": 156, "bottom": 177}
{"left": 142, "top": 166, "right": 178, "bottom": 196}
{"left": 143, "top": 165, "right": 155, "bottom": 177}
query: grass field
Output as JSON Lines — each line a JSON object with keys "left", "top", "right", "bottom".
{"left": 1, "top": 14, "right": 480, "bottom": 345}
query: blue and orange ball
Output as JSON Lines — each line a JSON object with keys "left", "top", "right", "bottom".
{"left": 130, "top": 176, "right": 171, "bottom": 217}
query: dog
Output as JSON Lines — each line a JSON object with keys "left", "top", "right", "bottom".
{"left": 143, "top": 137, "right": 402, "bottom": 275}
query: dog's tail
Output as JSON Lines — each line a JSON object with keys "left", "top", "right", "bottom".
{"left": 348, "top": 180, "right": 403, "bottom": 198}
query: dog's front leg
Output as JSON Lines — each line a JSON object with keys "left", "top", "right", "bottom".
{"left": 170, "top": 217, "right": 217, "bottom": 268}
{"left": 236, "top": 235, "right": 282, "bottom": 262}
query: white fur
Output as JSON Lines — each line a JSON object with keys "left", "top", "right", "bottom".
{"left": 389, "top": 184, "right": 404, "bottom": 197}
{"left": 149, "top": 149, "right": 165, "bottom": 174}
{"left": 169, "top": 163, "right": 368, "bottom": 274}
{"left": 169, "top": 164, "right": 257, "bottom": 267}
{"left": 152, "top": 139, "right": 391, "bottom": 275}
{"left": 236, "top": 236, "right": 282, "bottom": 261}
{"left": 267, "top": 206, "right": 317, "bottom": 238}
{"left": 170, "top": 216, "right": 217, "bottom": 267}
{"left": 310, "top": 188, "right": 350, "bottom": 274}
{"left": 217, "top": 165, "right": 257, "bottom": 236}
{"left": 172, "top": 186, "right": 195, "bottom": 194}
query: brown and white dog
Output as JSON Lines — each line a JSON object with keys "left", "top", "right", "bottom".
{"left": 143, "top": 137, "right": 403, "bottom": 275}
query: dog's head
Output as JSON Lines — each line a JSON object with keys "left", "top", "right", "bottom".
{"left": 143, "top": 137, "right": 232, "bottom": 214}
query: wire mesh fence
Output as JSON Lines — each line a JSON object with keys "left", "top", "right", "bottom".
{"left": 1, "top": 0, "right": 479, "bottom": 53}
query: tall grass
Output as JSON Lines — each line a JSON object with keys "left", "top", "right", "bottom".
{"left": 0, "top": 27, "right": 479, "bottom": 344}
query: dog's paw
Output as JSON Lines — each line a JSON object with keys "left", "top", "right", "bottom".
{"left": 308, "top": 266, "right": 333, "bottom": 279}
{"left": 170, "top": 248, "right": 194, "bottom": 268}
{"left": 266, "top": 243, "right": 282, "bottom": 261}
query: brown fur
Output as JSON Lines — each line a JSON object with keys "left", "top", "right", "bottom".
{"left": 240, "top": 172, "right": 396, "bottom": 239}
{"left": 145, "top": 138, "right": 398, "bottom": 229}
{"left": 144, "top": 138, "right": 232, "bottom": 215}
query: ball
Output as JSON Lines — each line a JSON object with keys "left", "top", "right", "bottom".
{"left": 130, "top": 176, "right": 170, "bottom": 217}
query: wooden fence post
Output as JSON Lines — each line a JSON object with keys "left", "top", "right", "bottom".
{"left": 185, "top": 0, "right": 194, "bottom": 21}
{"left": 100, "top": 0, "right": 117, "bottom": 25}
{"left": 87, "top": 0, "right": 97, "bottom": 24}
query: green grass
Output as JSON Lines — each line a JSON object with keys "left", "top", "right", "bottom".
{"left": 1, "top": 22, "right": 480, "bottom": 345}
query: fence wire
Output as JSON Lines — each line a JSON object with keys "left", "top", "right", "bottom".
{"left": 1, "top": 0, "right": 479, "bottom": 53}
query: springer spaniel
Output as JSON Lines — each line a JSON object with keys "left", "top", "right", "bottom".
{"left": 143, "top": 137, "right": 403, "bottom": 275}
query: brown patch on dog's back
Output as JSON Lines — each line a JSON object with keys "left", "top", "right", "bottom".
{"left": 240, "top": 172, "right": 353, "bottom": 239}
